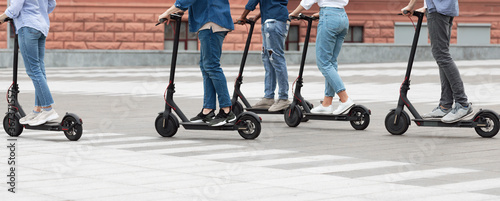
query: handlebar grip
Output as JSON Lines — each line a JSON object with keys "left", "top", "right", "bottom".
{"left": 155, "top": 18, "right": 166, "bottom": 26}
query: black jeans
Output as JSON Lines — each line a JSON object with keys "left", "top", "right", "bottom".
{"left": 427, "top": 12, "right": 468, "bottom": 108}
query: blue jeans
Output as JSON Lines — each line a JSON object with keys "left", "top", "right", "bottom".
{"left": 261, "top": 19, "right": 289, "bottom": 100}
{"left": 18, "top": 27, "right": 54, "bottom": 107}
{"left": 198, "top": 29, "right": 231, "bottom": 109}
{"left": 316, "top": 7, "right": 349, "bottom": 97}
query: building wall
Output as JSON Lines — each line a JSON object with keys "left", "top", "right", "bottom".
{"left": 0, "top": 0, "right": 499, "bottom": 50}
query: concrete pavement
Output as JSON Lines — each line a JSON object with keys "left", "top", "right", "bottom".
{"left": 1, "top": 60, "right": 500, "bottom": 200}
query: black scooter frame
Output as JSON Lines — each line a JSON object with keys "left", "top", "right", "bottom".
{"left": 284, "top": 14, "right": 371, "bottom": 130}
{"left": 155, "top": 14, "right": 262, "bottom": 139}
{"left": 3, "top": 19, "right": 83, "bottom": 141}
{"left": 385, "top": 11, "right": 500, "bottom": 137}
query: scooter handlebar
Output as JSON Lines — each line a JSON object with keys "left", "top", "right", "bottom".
{"left": 156, "top": 13, "right": 183, "bottom": 26}
{"left": 290, "top": 13, "right": 318, "bottom": 21}
{"left": 235, "top": 18, "right": 256, "bottom": 26}
{"left": 400, "top": 10, "right": 424, "bottom": 16}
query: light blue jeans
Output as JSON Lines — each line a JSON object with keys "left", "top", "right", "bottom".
{"left": 316, "top": 7, "right": 349, "bottom": 97}
{"left": 261, "top": 19, "right": 289, "bottom": 100}
{"left": 198, "top": 28, "right": 232, "bottom": 109}
{"left": 18, "top": 27, "right": 54, "bottom": 107}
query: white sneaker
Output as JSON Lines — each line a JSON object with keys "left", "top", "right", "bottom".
{"left": 310, "top": 104, "right": 334, "bottom": 114}
{"left": 441, "top": 103, "right": 473, "bottom": 123}
{"left": 332, "top": 98, "right": 355, "bottom": 115}
{"left": 19, "top": 111, "right": 40, "bottom": 124}
{"left": 27, "top": 109, "right": 59, "bottom": 126}
{"left": 422, "top": 106, "right": 451, "bottom": 119}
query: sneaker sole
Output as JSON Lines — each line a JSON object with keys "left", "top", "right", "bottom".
{"left": 210, "top": 116, "right": 237, "bottom": 127}
{"left": 441, "top": 110, "right": 474, "bottom": 123}
{"left": 268, "top": 105, "right": 290, "bottom": 112}
{"left": 333, "top": 103, "right": 355, "bottom": 115}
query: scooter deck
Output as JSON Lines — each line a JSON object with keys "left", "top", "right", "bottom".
{"left": 304, "top": 113, "right": 356, "bottom": 121}
{"left": 24, "top": 122, "right": 62, "bottom": 131}
{"left": 412, "top": 119, "right": 483, "bottom": 128}
{"left": 181, "top": 122, "right": 242, "bottom": 131}
{"left": 246, "top": 108, "right": 284, "bottom": 114}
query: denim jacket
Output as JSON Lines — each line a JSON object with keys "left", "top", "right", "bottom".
{"left": 175, "top": 0, "right": 234, "bottom": 33}
{"left": 4, "top": 0, "right": 56, "bottom": 36}
{"left": 245, "top": 0, "right": 289, "bottom": 23}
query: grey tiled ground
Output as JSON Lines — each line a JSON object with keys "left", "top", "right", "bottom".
{"left": 1, "top": 60, "right": 500, "bottom": 200}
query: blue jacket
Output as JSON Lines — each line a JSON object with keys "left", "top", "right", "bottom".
{"left": 426, "top": 0, "right": 459, "bottom": 17}
{"left": 175, "top": 0, "right": 234, "bottom": 32}
{"left": 245, "top": 0, "right": 289, "bottom": 23}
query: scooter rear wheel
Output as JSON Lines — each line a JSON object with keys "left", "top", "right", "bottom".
{"left": 349, "top": 106, "right": 370, "bottom": 130}
{"left": 237, "top": 114, "right": 261, "bottom": 139}
{"left": 3, "top": 114, "right": 23, "bottom": 137}
{"left": 284, "top": 105, "right": 302, "bottom": 127}
{"left": 62, "top": 116, "right": 83, "bottom": 141}
{"left": 155, "top": 113, "right": 179, "bottom": 137}
{"left": 385, "top": 110, "right": 409, "bottom": 135}
{"left": 474, "top": 112, "right": 499, "bottom": 138}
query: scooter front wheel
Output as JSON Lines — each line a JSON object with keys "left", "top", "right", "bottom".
{"left": 155, "top": 113, "right": 179, "bottom": 137}
{"left": 385, "top": 110, "right": 410, "bottom": 135}
{"left": 237, "top": 114, "right": 261, "bottom": 140}
{"left": 474, "top": 112, "right": 499, "bottom": 138}
{"left": 284, "top": 105, "right": 302, "bottom": 127}
{"left": 3, "top": 114, "right": 23, "bottom": 137}
{"left": 62, "top": 116, "right": 83, "bottom": 141}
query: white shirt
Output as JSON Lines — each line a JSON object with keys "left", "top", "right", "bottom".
{"left": 300, "top": 0, "right": 349, "bottom": 10}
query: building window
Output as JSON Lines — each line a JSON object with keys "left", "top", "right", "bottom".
{"left": 345, "top": 26, "right": 363, "bottom": 43}
{"left": 457, "top": 23, "right": 491, "bottom": 45}
{"left": 286, "top": 25, "right": 299, "bottom": 51}
{"left": 164, "top": 21, "right": 198, "bottom": 50}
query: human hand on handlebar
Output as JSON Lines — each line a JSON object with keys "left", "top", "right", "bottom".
{"left": 235, "top": 17, "right": 247, "bottom": 25}
{"left": 415, "top": 7, "right": 426, "bottom": 13}
{"left": 312, "top": 13, "right": 319, "bottom": 20}
{"left": 401, "top": 4, "right": 415, "bottom": 16}
{"left": 0, "top": 13, "right": 8, "bottom": 25}
{"left": 158, "top": 7, "right": 183, "bottom": 25}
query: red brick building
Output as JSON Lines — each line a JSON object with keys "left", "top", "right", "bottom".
{"left": 0, "top": 0, "right": 499, "bottom": 50}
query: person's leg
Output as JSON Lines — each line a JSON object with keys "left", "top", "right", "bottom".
{"left": 198, "top": 29, "right": 218, "bottom": 110}
{"left": 199, "top": 29, "right": 235, "bottom": 126}
{"left": 427, "top": 12, "right": 466, "bottom": 108}
{"left": 427, "top": 12, "right": 472, "bottom": 122}
{"left": 252, "top": 25, "right": 276, "bottom": 109}
{"left": 261, "top": 24, "right": 276, "bottom": 99}
{"left": 190, "top": 29, "right": 217, "bottom": 123}
{"left": 315, "top": 8, "right": 353, "bottom": 115}
{"left": 18, "top": 27, "right": 57, "bottom": 126}
{"left": 265, "top": 20, "right": 291, "bottom": 111}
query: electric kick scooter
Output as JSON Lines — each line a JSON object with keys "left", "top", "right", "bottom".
{"left": 154, "top": 14, "right": 262, "bottom": 139}
{"left": 231, "top": 19, "right": 303, "bottom": 117}
{"left": 284, "top": 14, "right": 371, "bottom": 130}
{"left": 384, "top": 11, "right": 500, "bottom": 137}
{"left": 2, "top": 18, "right": 83, "bottom": 141}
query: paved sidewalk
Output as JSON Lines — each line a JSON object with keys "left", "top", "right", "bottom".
{"left": 1, "top": 60, "right": 500, "bottom": 200}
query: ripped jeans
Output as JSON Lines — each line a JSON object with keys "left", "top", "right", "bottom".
{"left": 261, "top": 19, "right": 289, "bottom": 100}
